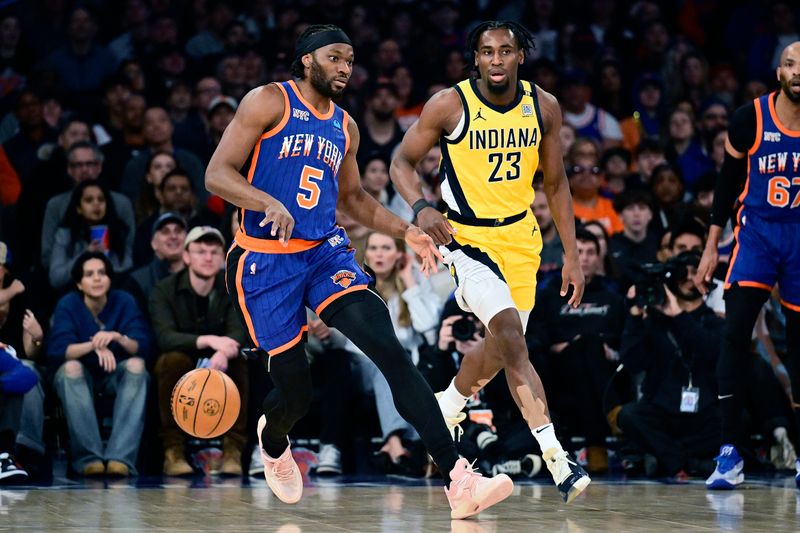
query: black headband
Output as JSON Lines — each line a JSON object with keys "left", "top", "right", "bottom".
{"left": 294, "top": 29, "right": 353, "bottom": 61}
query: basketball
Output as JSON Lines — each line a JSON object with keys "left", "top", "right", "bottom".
{"left": 171, "top": 368, "right": 241, "bottom": 439}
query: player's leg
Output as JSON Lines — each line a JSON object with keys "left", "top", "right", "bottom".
{"left": 320, "top": 289, "right": 514, "bottom": 518}
{"left": 706, "top": 284, "right": 769, "bottom": 489}
{"left": 436, "top": 334, "right": 504, "bottom": 439}
{"left": 225, "top": 245, "right": 308, "bottom": 503}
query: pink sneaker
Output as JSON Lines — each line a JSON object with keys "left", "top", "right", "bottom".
{"left": 257, "top": 415, "right": 303, "bottom": 504}
{"left": 445, "top": 458, "right": 513, "bottom": 519}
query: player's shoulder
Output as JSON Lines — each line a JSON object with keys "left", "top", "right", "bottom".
{"left": 425, "top": 86, "right": 463, "bottom": 111}
{"left": 526, "top": 82, "right": 558, "bottom": 131}
{"left": 235, "top": 83, "right": 289, "bottom": 116}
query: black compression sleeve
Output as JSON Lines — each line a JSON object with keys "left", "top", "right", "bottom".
{"left": 727, "top": 102, "right": 757, "bottom": 154}
{"left": 709, "top": 102, "right": 757, "bottom": 227}
{"left": 710, "top": 153, "right": 747, "bottom": 227}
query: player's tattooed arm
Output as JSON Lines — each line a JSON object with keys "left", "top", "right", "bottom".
{"left": 206, "top": 84, "right": 295, "bottom": 243}
{"left": 537, "top": 86, "right": 584, "bottom": 306}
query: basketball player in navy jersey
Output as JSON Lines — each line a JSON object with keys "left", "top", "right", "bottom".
{"left": 696, "top": 41, "right": 800, "bottom": 489}
{"left": 206, "top": 25, "right": 513, "bottom": 518}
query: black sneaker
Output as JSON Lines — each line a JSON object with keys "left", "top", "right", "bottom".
{"left": 543, "top": 448, "right": 591, "bottom": 503}
{"left": 0, "top": 452, "right": 28, "bottom": 482}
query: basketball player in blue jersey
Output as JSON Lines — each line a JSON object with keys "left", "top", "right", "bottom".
{"left": 206, "top": 25, "right": 513, "bottom": 519}
{"left": 696, "top": 41, "right": 800, "bottom": 490}
{"left": 391, "top": 21, "right": 591, "bottom": 503}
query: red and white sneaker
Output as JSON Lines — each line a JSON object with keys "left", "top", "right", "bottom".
{"left": 444, "top": 457, "right": 514, "bottom": 519}
{"left": 257, "top": 415, "right": 303, "bottom": 504}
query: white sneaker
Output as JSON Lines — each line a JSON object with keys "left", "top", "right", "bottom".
{"left": 435, "top": 392, "right": 466, "bottom": 441}
{"left": 315, "top": 444, "right": 342, "bottom": 475}
{"left": 543, "top": 448, "right": 591, "bottom": 503}
{"left": 257, "top": 415, "right": 303, "bottom": 504}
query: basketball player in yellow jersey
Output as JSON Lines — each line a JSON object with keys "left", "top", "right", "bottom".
{"left": 391, "top": 21, "right": 591, "bottom": 503}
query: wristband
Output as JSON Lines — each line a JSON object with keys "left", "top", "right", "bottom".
{"left": 412, "top": 199, "right": 432, "bottom": 219}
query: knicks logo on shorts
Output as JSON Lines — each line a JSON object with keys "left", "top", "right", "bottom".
{"left": 331, "top": 270, "right": 356, "bottom": 288}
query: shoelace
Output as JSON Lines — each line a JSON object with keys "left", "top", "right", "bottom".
{"left": 445, "top": 418, "right": 464, "bottom": 441}
{"left": 453, "top": 460, "right": 482, "bottom": 492}
{"left": 270, "top": 455, "right": 296, "bottom": 482}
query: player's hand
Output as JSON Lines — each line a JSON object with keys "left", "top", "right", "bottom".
{"left": 560, "top": 255, "right": 585, "bottom": 307}
{"left": 209, "top": 351, "right": 229, "bottom": 371}
{"left": 694, "top": 245, "right": 718, "bottom": 295}
{"left": 417, "top": 207, "right": 456, "bottom": 246}
{"left": 259, "top": 198, "right": 295, "bottom": 245}
{"left": 404, "top": 225, "right": 443, "bottom": 277}
{"left": 96, "top": 347, "right": 117, "bottom": 373}
{"left": 92, "top": 331, "right": 121, "bottom": 350}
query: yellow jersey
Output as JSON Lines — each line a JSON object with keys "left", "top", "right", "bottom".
{"left": 440, "top": 78, "right": 543, "bottom": 219}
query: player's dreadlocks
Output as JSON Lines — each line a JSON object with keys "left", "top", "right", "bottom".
{"left": 465, "top": 21, "right": 536, "bottom": 76}
{"left": 290, "top": 24, "right": 348, "bottom": 79}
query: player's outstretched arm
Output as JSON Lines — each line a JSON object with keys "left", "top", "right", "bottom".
{"left": 537, "top": 87, "right": 584, "bottom": 307}
{"left": 390, "top": 89, "right": 462, "bottom": 245}
{"left": 338, "top": 118, "right": 442, "bottom": 274}
{"left": 206, "top": 84, "right": 295, "bottom": 243}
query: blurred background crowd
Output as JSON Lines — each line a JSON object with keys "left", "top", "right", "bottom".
{"left": 0, "top": 0, "right": 798, "bottom": 484}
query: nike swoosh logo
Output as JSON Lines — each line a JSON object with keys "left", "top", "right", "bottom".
{"left": 718, "top": 394, "right": 734, "bottom": 400}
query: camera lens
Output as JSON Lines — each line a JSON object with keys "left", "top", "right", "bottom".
{"left": 451, "top": 317, "right": 476, "bottom": 341}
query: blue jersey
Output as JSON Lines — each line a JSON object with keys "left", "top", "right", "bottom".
{"left": 743, "top": 92, "right": 800, "bottom": 221}
{"left": 237, "top": 80, "right": 350, "bottom": 246}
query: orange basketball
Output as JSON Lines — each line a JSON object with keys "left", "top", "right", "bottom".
{"left": 171, "top": 368, "right": 241, "bottom": 439}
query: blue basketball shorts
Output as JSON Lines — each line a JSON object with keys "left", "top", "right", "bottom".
{"left": 225, "top": 227, "right": 371, "bottom": 355}
{"left": 725, "top": 209, "right": 800, "bottom": 309}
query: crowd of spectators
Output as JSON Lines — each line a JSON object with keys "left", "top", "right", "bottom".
{"left": 0, "top": 0, "right": 799, "bottom": 483}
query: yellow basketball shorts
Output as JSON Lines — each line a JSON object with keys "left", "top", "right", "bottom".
{"left": 440, "top": 210, "right": 543, "bottom": 327}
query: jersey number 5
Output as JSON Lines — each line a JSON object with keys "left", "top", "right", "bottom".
{"left": 767, "top": 176, "right": 800, "bottom": 208}
{"left": 297, "top": 165, "right": 324, "bottom": 209}
{"left": 488, "top": 151, "right": 521, "bottom": 183}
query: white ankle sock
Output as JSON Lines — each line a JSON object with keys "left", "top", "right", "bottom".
{"left": 532, "top": 423, "right": 562, "bottom": 453}
{"left": 438, "top": 379, "right": 469, "bottom": 419}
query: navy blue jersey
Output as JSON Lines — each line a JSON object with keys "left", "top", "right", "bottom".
{"left": 742, "top": 92, "right": 800, "bottom": 221}
{"left": 237, "top": 80, "right": 350, "bottom": 247}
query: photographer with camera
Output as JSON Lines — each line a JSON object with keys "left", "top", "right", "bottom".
{"left": 618, "top": 239, "right": 722, "bottom": 480}
{"left": 526, "top": 228, "right": 624, "bottom": 473}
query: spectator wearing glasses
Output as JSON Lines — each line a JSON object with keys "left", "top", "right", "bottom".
{"left": 41, "top": 142, "right": 135, "bottom": 271}
{"left": 567, "top": 140, "right": 624, "bottom": 235}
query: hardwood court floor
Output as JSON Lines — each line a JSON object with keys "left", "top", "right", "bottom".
{"left": 1, "top": 476, "right": 798, "bottom": 532}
